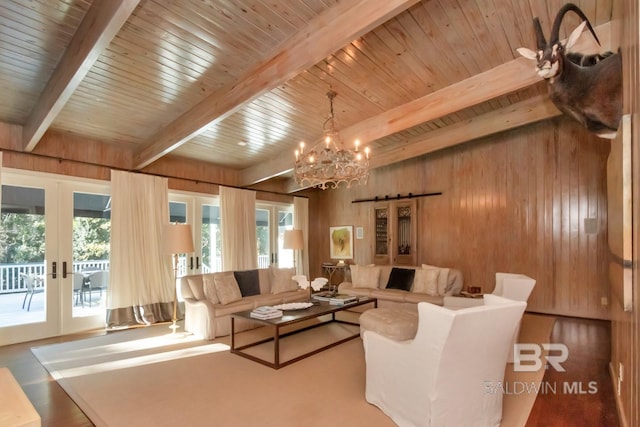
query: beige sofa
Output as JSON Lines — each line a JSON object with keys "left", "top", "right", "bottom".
{"left": 338, "top": 264, "right": 463, "bottom": 311}
{"left": 180, "top": 267, "right": 308, "bottom": 340}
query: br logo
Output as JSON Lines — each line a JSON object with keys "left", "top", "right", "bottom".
{"left": 513, "top": 343, "right": 569, "bottom": 372}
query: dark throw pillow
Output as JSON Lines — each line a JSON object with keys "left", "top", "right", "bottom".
{"left": 385, "top": 267, "right": 415, "bottom": 291}
{"left": 234, "top": 269, "right": 260, "bottom": 297}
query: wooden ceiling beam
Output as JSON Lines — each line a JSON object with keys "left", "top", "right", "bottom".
{"left": 241, "top": 56, "right": 538, "bottom": 186}
{"left": 132, "top": 0, "right": 420, "bottom": 170}
{"left": 282, "top": 95, "right": 562, "bottom": 193}
{"left": 240, "top": 22, "right": 610, "bottom": 186}
{"left": 22, "top": 0, "right": 140, "bottom": 152}
{"left": 368, "top": 95, "right": 561, "bottom": 168}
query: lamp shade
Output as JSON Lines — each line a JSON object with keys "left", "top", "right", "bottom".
{"left": 162, "top": 223, "right": 195, "bottom": 255}
{"left": 283, "top": 229, "right": 304, "bottom": 250}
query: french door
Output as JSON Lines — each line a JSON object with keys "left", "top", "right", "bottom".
{"left": 257, "top": 203, "right": 294, "bottom": 268}
{"left": 0, "top": 170, "right": 110, "bottom": 346}
{"left": 168, "top": 195, "right": 293, "bottom": 275}
{"left": 169, "top": 192, "right": 220, "bottom": 276}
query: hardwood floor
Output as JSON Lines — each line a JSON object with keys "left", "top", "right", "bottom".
{"left": 0, "top": 330, "right": 106, "bottom": 427}
{"left": 0, "top": 316, "right": 619, "bottom": 427}
{"left": 526, "top": 316, "right": 620, "bottom": 427}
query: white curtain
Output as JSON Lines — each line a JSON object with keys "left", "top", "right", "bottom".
{"left": 0, "top": 152, "right": 3, "bottom": 210}
{"left": 220, "top": 186, "right": 257, "bottom": 271}
{"left": 107, "top": 170, "right": 174, "bottom": 328}
{"left": 294, "top": 196, "right": 309, "bottom": 277}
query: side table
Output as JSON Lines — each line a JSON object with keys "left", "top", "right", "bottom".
{"left": 321, "top": 263, "right": 348, "bottom": 292}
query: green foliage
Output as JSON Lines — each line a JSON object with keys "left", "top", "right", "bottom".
{"left": 0, "top": 213, "right": 45, "bottom": 263}
{"left": 257, "top": 226, "right": 269, "bottom": 255}
{"left": 73, "top": 217, "right": 110, "bottom": 261}
{"left": 201, "top": 223, "right": 221, "bottom": 271}
{"left": 0, "top": 214, "right": 111, "bottom": 263}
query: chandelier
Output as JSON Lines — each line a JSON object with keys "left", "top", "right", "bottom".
{"left": 294, "top": 90, "right": 370, "bottom": 190}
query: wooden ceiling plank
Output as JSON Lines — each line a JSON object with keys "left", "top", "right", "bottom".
{"left": 238, "top": 57, "right": 538, "bottom": 185}
{"left": 133, "top": 0, "right": 421, "bottom": 169}
{"left": 239, "top": 20, "right": 608, "bottom": 186}
{"left": 368, "top": 95, "right": 560, "bottom": 168}
{"left": 334, "top": 58, "right": 539, "bottom": 148}
{"left": 22, "top": 0, "right": 140, "bottom": 152}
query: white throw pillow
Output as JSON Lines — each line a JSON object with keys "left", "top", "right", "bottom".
{"left": 351, "top": 264, "right": 380, "bottom": 289}
{"left": 412, "top": 268, "right": 440, "bottom": 296}
{"left": 422, "top": 264, "right": 450, "bottom": 296}
{"left": 213, "top": 272, "right": 242, "bottom": 304}
{"left": 437, "top": 268, "right": 450, "bottom": 295}
{"left": 202, "top": 274, "right": 220, "bottom": 304}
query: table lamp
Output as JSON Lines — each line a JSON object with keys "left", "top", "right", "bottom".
{"left": 162, "top": 223, "right": 194, "bottom": 334}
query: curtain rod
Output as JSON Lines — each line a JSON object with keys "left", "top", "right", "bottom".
{"left": 1, "top": 148, "right": 307, "bottom": 199}
{"left": 352, "top": 192, "right": 442, "bottom": 203}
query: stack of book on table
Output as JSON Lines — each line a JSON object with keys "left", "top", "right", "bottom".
{"left": 250, "top": 306, "right": 283, "bottom": 319}
{"left": 329, "top": 294, "right": 358, "bottom": 305}
{"left": 311, "top": 291, "right": 336, "bottom": 302}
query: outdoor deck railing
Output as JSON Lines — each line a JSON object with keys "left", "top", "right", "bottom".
{"left": 1, "top": 255, "right": 271, "bottom": 294}
{"left": 0, "top": 261, "right": 110, "bottom": 294}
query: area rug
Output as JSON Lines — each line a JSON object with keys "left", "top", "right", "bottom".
{"left": 32, "top": 314, "right": 555, "bottom": 427}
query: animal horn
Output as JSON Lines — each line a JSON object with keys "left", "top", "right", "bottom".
{"left": 533, "top": 17, "right": 547, "bottom": 49}
{"left": 550, "top": 3, "right": 601, "bottom": 46}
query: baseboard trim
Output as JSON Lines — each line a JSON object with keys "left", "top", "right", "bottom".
{"left": 609, "top": 361, "right": 629, "bottom": 427}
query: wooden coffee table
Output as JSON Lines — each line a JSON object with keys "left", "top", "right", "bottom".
{"left": 230, "top": 297, "right": 377, "bottom": 369}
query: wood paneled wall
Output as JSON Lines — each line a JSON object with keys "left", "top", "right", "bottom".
{"left": 609, "top": 0, "right": 639, "bottom": 426}
{"left": 307, "top": 117, "right": 611, "bottom": 320}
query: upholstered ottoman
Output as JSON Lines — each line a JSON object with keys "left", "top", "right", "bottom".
{"left": 359, "top": 307, "right": 418, "bottom": 341}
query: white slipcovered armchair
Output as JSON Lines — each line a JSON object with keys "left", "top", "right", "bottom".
{"left": 443, "top": 272, "right": 536, "bottom": 309}
{"left": 443, "top": 272, "right": 535, "bottom": 363}
{"left": 493, "top": 272, "right": 536, "bottom": 302}
{"left": 363, "top": 295, "right": 527, "bottom": 427}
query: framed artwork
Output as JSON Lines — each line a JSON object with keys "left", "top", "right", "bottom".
{"left": 356, "top": 226, "right": 364, "bottom": 239}
{"left": 330, "top": 226, "right": 353, "bottom": 259}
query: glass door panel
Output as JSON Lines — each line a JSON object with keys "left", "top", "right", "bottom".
{"left": 0, "top": 185, "right": 47, "bottom": 325}
{"left": 278, "top": 209, "right": 294, "bottom": 268}
{"left": 169, "top": 201, "right": 189, "bottom": 277}
{"left": 397, "top": 205, "right": 412, "bottom": 256}
{"left": 59, "top": 182, "right": 111, "bottom": 335}
{"left": 202, "top": 204, "right": 220, "bottom": 273}
{"left": 0, "top": 179, "right": 58, "bottom": 345}
{"left": 168, "top": 194, "right": 220, "bottom": 277}
{"left": 71, "top": 192, "right": 111, "bottom": 319}
{"left": 256, "top": 208, "right": 270, "bottom": 268}
{"left": 256, "top": 203, "right": 294, "bottom": 269}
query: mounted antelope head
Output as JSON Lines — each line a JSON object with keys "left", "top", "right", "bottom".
{"left": 516, "top": 3, "right": 622, "bottom": 139}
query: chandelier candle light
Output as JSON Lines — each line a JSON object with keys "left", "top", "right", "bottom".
{"left": 294, "top": 90, "right": 370, "bottom": 190}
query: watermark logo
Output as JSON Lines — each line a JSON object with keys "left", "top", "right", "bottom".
{"left": 484, "top": 381, "right": 598, "bottom": 395}
{"left": 484, "top": 343, "right": 599, "bottom": 395}
{"left": 513, "top": 343, "right": 569, "bottom": 372}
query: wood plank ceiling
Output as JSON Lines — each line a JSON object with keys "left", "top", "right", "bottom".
{"left": 0, "top": 0, "right": 615, "bottom": 191}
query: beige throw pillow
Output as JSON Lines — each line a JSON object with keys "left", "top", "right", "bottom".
{"left": 422, "top": 264, "right": 450, "bottom": 296}
{"left": 437, "top": 268, "right": 450, "bottom": 295}
{"left": 213, "top": 272, "right": 242, "bottom": 304}
{"left": 185, "top": 276, "right": 205, "bottom": 301}
{"left": 270, "top": 267, "right": 298, "bottom": 294}
{"left": 412, "top": 268, "right": 440, "bottom": 296}
{"left": 352, "top": 264, "right": 380, "bottom": 289}
{"left": 202, "top": 274, "right": 220, "bottom": 304}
